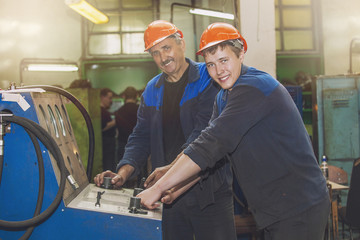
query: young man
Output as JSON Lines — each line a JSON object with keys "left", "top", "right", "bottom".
{"left": 139, "top": 22, "right": 330, "bottom": 240}
{"left": 94, "top": 20, "right": 236, "bottom": 240}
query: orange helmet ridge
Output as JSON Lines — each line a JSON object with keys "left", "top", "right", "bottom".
{"left": 197, "top": 22, "right": 247, "bottom": 55}
{"left": 144, "top": 20, "right": 183, "bottom": 51}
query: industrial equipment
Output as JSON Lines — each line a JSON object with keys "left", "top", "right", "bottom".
{"left": 317, "top": 38, "right": 360, "bottom": 185}
{"left": 316, "top": 74, "right": 360, "bottom": 186}
{"left": 0, "top": 86, "right": 162, "bottom": 240}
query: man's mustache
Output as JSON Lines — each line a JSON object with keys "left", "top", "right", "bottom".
{"left": 161, "top": 58, "right": 174, "bottom": 66}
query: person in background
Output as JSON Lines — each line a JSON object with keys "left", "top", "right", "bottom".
{"left": 100, "top": 88, "right": 116, "bottom": 172}
{"left": 94, "top": 20, "right": 236, "bottom": 240}
{"left": 114, "top": 86, "right": 139, "bottom": 187}
{"left": 138, "top": 22, "right": 330, "bottom": 240}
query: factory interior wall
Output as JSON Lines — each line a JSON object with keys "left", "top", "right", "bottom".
{"left": 321, "top": 0, "right": 360, "bottom": 75}
{"left": 275, "top": 0, "right": 360, "bottom": 83}
{"left": 239, "top": 0, "right": 276, "bottom": 78}
{"left": 0, "top": 0, "right": 82, "bottom": 89}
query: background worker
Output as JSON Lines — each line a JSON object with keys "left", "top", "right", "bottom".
{"left": 100, "top": 88, "right": 116, "bottom": 172}
{"left": 138, "top": 22, "right": 330, "bottom": 240}
{"left": 115, "top": 86, "right": 139, "bottom": 162}
{"left": 114, "top": 86, "right": 139, "bottom": 187}
{"left": 94, "top": 20, "right": 236, "bottom": 240}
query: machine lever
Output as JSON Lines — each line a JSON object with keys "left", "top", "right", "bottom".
{"left": 128, "top": 196, "right": 148, "bottom": 215}
{"left": 95, "top": 191, "right": 105, "bottom": 207}
{"left": 139, "top": 177, "right": 146, "bottom": 189}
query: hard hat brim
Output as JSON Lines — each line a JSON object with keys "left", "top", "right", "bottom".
{"left": 144, "top": 35, "right": 169, "bottom": 52}
{"left": 196, "top": 39, "right": 227, "bottom": 56}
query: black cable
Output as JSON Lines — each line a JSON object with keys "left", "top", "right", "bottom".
{"left": 19, "top": 129, "right": 45, "bottom": 240}
{"left": 0, "top": 115, "right": 66, "bottom": 229}
{"left": 18, "top": 85, "right": 95, "bottom": 181}
{"left": 0, "top": 115, "right": 64, "bottom": 228}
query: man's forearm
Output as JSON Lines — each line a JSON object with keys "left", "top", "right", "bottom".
{"left": 117, "top": 164, "right": 135, "bottom": 182}
{"left": 138, "top": 154, "right": 202, "bottom": 209}
{"left": 165, "top": 175, "right": 200, "bottom": 202}
{"left": 155, "top": 154, "right": 201, "bottom": 193}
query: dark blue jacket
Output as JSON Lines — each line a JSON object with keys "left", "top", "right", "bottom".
{"left": 185, "top": 65, "right": 328, "bottom": 227}
{"left": 117, "top": 58, "right": 232, "bottom": 208}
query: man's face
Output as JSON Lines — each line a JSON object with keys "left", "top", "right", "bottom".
{"left": 149, "top": 37, "right": 186, "bottom": 78}
{"left": 101, "top": 92, "right": 113, "bottom": 109}
{"left": 204, "top": 45, "right": 244, "bottom": 90}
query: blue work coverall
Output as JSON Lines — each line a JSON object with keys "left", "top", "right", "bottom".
{"left": 118, "top": 58, "right": 236, "bottom": 240}
{"left": 185, "top": 65, "right": 330, "bottom": 239}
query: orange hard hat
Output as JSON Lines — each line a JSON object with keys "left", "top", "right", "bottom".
{"left": 196, "top": 22, "right": 247, "bottom": 55}
{"left": 144, "top": 20, "right": 183, "bottom": 51}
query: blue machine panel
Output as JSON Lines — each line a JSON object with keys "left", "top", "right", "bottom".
{"left": 0, "top": 91, "right": 162, "bottom": 240}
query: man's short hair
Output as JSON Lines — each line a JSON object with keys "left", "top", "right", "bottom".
{"left": 167, "top": 32, "right": 183, "bottom": 45}
{"left": 148, "top": 32, "right": 183, "bottom": 55}
{"left": 121, "top": 86, "right": 138, "bottom": 100}
{"left": 203, "top": 39, "right": 244, "bottom": 58}
{"left": 100, "top": 88, "right": 113, "bottom": 97}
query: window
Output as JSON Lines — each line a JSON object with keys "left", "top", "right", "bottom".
{"left": 275, "top": 0, "right": 318, "bottom": 53}
{"left": 86, "top": 0, "right": 156, "bottom": 56}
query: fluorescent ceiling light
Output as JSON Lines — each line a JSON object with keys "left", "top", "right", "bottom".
{"left": 26, "top": 64, "right": 79, "bottom": 72}
{"left": 189, "top": 8, "right": 234, "bottom": 20}
{"left": 65, "top": 0, "right": 109, "bottom": 24}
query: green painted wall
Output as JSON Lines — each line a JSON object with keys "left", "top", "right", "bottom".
{"left": 65, "top": 88, "right": 103, "bottom": 181}
{"left": 82, "top": 59, "right": 159, "bottom": 95}
{"left": 276, "top": 54, "right": 324, "bottom": 139}
{"left": 69, "top": 59, "right": 159, "bottom": 179}
{"left": 276, "top": 55, "right": 323, "bottom": 83}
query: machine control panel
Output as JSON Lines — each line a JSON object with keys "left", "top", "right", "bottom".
{"left": 68, "top": 184, "right": 162, "bottom": 220}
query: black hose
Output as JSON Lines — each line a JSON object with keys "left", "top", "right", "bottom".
{"left": 0, "top": 115, "right": 66, "bottom": 229}
{"left": 19, "top": 129, "right": 45, "bottom": 240}
{"left": 18, "top": 85, "right": 95, "bottom": 181}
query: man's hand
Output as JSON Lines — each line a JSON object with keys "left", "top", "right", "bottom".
{"left": 137, "top": 185, "right": 162, "bottom": 210}
{"left": 161, "top": 175, "right": 201, "bottom": 205}
{"left": 144, "top": 151, "right": 184, "bottom": 188}
{"left": 144, "top": 165, "right": 171, "bottom": 188}
{"left": 94, "top": 170, "right": 126, "bottom": 189}
{"left": 161, "top": 189, "right": 176, "bottom": 205}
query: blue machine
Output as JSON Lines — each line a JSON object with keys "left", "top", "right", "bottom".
{"left": 0, "top": 89, "right": 162, "bottom": 239}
